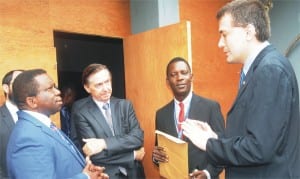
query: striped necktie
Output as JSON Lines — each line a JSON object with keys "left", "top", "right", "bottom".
{"left": 103, "top": 103, "right": 114, "bottom": 135}
{"left": 50, "top": 122, "right": 77, "bottom": 153}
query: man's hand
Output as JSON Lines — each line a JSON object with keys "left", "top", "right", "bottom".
{"left": 182, "top": 119, "right": 218, "bottom": 151}
{"left": 189, "top": 169, "right": 207, "bottom": 179}
{"left": 83, "top": 157, "right": 109, "bottom": 179}
{"left": 152, "top": 146, "right": 168, "bottom": 163}
{"left": 134, "top": 147, "right": 145, "bottom": 161}
{"left": 82, "top": 138, "right": 107, "bottom": 156}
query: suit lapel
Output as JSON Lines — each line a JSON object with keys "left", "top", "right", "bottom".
{"left": 0, "top": 105, "right": 15, "bottom": 129}
{"left": 43, "top": 125, "right": 85, "bottom": 166}
{"left": 227, "top": 45, "right": 273, "bottom": 115}
{"left": 18, "top": 111, "right": 85, "bottom": 166}
{"left": 165, "top": 101, "right": 178, "bottom": 136}
{"left": 110, "top": 97, "right": 120, "bottom": 136}
{"left": 87, "top": 98, "right": 113, "bottom": 136}
{"left": 188, "top": 94, "right": 199, "bottom": 118}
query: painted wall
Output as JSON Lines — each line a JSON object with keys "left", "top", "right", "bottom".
{"left": 179, "top": 0, "right": 237, "bottom": 117}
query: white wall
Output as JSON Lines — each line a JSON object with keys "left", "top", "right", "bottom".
{"left": 130, "top": 0, "right": 179, "bottom": 34}
{"left": 269, "top": 0, "right": 300, "bottom": 99}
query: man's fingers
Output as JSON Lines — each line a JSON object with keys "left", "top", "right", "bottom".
{"left": 85, "top": 156, "right": 91, "bottom": 163}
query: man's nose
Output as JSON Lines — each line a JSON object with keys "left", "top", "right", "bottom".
{"left": 218, "top": 37, "right": 224, "bottom": 48}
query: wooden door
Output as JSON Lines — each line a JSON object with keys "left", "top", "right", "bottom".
{"left": 123, "top": 21, "right": 192, "bottom": 178}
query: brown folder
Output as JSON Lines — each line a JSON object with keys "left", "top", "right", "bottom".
{"left": 155, "top": 130, "right": 188, "bottom": 179}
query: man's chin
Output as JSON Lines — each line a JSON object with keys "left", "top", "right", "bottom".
{"left": 176, "top": 90, "right": 189, "bottom": 96}
{"left": 98, "top": 96, "right": 111, "bottom": 102}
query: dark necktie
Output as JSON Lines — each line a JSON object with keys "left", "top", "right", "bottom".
{"left": 103, "top": 103, "right": 114, "bottom": 135}
{"left": 178, "top": 102, "right": 185, "bottom": 138}
{"left": 239, "top": 70, "right": 246, "bottom": 88}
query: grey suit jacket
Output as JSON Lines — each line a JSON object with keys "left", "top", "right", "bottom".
{"left": 207, "top": 45, "right": 300, "bottom": 178}
{"left": 155, "top": 93, "right": 225, "bottom": 178}
{"left": 71, "top": 96, "right": 144, "bottom": 178}
{"left": 0, "top": 104, "right": 15, "bottom": 179}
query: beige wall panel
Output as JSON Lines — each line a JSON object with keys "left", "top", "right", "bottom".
{"left": 124, "top": 21, "right": 191, "bottom": 178}
{"left": 49, "top": 0, "right": 131, "bottom": 37}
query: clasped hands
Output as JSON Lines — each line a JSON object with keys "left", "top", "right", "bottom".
{"left": 83, "top": 157, "right": 109, "bottom": 179}
{"left": 82, "top": 138, "right": 145, "bottom": 161}
{"left": 181, "top": 119, "right": 218, "bottom": 151}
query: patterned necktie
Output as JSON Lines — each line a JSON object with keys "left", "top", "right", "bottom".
{"left": 178, "top": 102, "right": 185, "bottom": 137}
{"left": 239, "top": 70, "right": 246, "bottom": 88}
{"left": 103, "top": 103, "right": 114, "bottom": 135}
{"left": 50, "top": 122, "right": 77, "bottom": 153}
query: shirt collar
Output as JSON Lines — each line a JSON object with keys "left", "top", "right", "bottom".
{"left": 174, "top": 90, "right": 193, "bottom": 106}
{"left": 5, "top": 100, "right": 19, "bottom": 123}
{"left": 93, "top": 99, "right": 110, "bottom": 109}
{"left": 243, "top": 41, "right": 270, "bottom": 75}
{"left": 23, "top": 110, "right": 52, "bottom": 128}
{"left": 6, "top": 100, "right": 18, "bottom": 113}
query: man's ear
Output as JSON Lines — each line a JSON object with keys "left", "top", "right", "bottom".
{"left": 83, "top": 84, "right": 90, "bottom": 93}
{"left": 2, "top": 84, "right": 9, "bottom": 95}
{"left": 25, "top": 96, "right": 38, "bottom": 109}
{"left": 246, "top": 24, "right": 256, "bottom": 41}
{"left": 166, "top": 78, "right": 170, "bottom": 87}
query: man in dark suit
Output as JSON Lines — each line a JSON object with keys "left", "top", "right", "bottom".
{"left": 152, "top": 57, "right": 225, "bottom": 179}
{"left": 184, "top": 0, "right": 300, "bottom": 178}
{"left": 6, "top": 69, "right": 108, "bottom": 179}
{"left": 71, "top": 63, "right": 145, "bottom": 179}
{"left": 0, "top": 69, "right": 23, "bottom": 179}
{"left": 60, "top": 84, "right": 77, "bottom": 137}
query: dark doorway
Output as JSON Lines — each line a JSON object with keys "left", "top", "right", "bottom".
{"left": 53, "top": 31, "right": 125, "bottom": 100}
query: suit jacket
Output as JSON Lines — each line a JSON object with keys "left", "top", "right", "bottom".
{"left": 207, "top": 45, "right": 300, "bottom": 178}
{"left": 0, "top": 104, "right": 15, "bottom": 179}
{"left": 60, "top": 105, "right": 72, "bottom": 137}
{"left": 71, "top": 96, "right": 145, "bottom": 179}
{"left": 155, "top": 93, "right": 225, "bottom": 178}
{"left": 6, "top": 111, "right": 88, "bottom": 179}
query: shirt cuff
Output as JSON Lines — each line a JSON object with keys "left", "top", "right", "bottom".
{"left": 83, "top": 172, "right": 90, "bottom": 179}
{"left": 203, "top": 169, "right": 211, "bottom": 179}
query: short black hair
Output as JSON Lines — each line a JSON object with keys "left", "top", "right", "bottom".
{"left": 166, "top": 57, "right": 191, "bottom": 77}
{"left": 13, "top": 69, "right": 46, "bottom": 109}
{"left": 2, "top": 69, "right": 24, "bottom": 85}
{"left": 2, "top": 69, "right": 24, "bottom": 97}
{"left": 82, "top": 63, "right": 111, "bottom": 86}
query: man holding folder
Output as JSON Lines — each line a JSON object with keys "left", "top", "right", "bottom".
{"left": 152, "top": 57, "right": 225, "bottom": 179}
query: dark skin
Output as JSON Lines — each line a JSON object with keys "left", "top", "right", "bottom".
{"left": 189, "top": 170, "right": 207, "bottom": 179}
{"left": 153, "top": 60, "right": 192, "bottom": 163}
{"left": 152, "top": 60, "right": 207, "bottom": 179}
{"left": 25, "top": 74, "right": 109, "bottom": 179}
{"left": 166, "top": 61, "right": 193, "bottom": 102}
